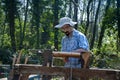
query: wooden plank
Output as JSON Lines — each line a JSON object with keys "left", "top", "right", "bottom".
{"left": 53, "top": 51, "right": 81, "bottom": 58}
{"left": 13, "top": 64, "right": 120, "bottom": 80}
{"left": 29, "top": 50, "right": 91, "bottom": 68}
{"left": 53, "top": 51, "right": 91, "bottom": 68}
{"left": 52, "top": 51, "right": 91, "bottom": 58}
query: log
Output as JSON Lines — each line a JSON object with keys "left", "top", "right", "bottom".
{"left": 53, "top": 51, "right": 91, "bottom": 68}
{"left": 52, "top": 51, "right": 90, "bottom": 58}
{"left": 13, "top": 64, "right": 120, "bottom": 80}
{"left": 53, "top": 51, "right": 81, "bottom": 58}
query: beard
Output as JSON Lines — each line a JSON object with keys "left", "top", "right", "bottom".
{"left": 64, "top": 31, "right": 70, "bottom": 36}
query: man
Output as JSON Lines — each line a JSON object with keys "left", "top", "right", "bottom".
{"left": 55, "top": 17, "right": 89, "bottom": 68}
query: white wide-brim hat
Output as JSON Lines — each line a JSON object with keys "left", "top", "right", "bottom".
{"left": 55, "top": 17, "right": 77, "bottom": 28}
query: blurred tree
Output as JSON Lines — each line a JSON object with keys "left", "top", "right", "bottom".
{"left": 90, "top": 0, "right": 101, "bottom": 49}
{"left": 32, "top": 0, "right": 40, "bottom": 48}
{"left": 19, "top": 0, "right": 29, "bottom": 49}
{"left": 85, "top": 0, "right": 93, "bottom": 35}
{"left": 40, "top": 1, "right": 53, "bottom": 48}
{"left": 0, "top": 48, "right": 12, "bottom": 64}
{"left": 117, "top": 0, "right": 120, "bottom": 51}
{"left": 4, "top": 0, "right": 17, "bottom": 52}
{"left": 73, "top": 0, "right": 78, "bottom": 29}
{"left": 68, "top": 0, "right": 72, "bottom": 18}
{"left": 53, "top": 0, "right": 59, "bottom": 50}
{"left": 97, "top": 0, "right": 111, "bottom": 51}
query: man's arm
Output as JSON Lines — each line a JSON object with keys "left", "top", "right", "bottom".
{"left": 73, "top": 48, "right": 88, "bottom": 53}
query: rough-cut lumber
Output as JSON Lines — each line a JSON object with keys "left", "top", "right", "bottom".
{"left": 53, "top": 51, "right": 91, "bottom": 68}
{"left": 52, "top": 51, "right": 90, "bottom": 58}
{"left": 13, "top": 64, "right": 120, "bottom": 80}
{"left": 53, "top": 51, "right": 81, "bottom": 58}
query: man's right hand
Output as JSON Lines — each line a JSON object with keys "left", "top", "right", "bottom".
{"left": 63, "top": 57, "right": 69, "bottom": 62}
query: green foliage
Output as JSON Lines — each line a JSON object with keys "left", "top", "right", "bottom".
{"left": 102, "top": 8, "right": 117, "bottom": 28}
{"left": 0, "top": 48, "right": 13, "bottom": 64}
{"left": 109, "top": 54, "right": 120, "bottom": 69}
{"left": 91, "top": 28, "right": 119, "bottom": 69}
{"left": 1, "top": 34, "right": 11, "bottom": 48}
{"left": 53, "top": 58, "right": 64, "bottom": 66}
{"left": 89, "top": 7, "right": 119, "bottom": 69}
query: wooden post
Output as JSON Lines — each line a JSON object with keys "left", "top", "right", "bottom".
{"left": 52, "top": 51, "right": 91, "bottom": 68}
{"left": 8, "top": 55, "right": 16, "bottom": 80}
{"left": 42, "top": 49, "right": 52, "bottom": 80}
{"left": 9, "top": 50, "right": 30, "bottom": 80}
{"left": 12, "top": 64, "right": 120, "bottom": 80}
{"left": 16, "top": 50, "right": 22, "bottom": 64}
{"left": 81, "top": 52, "right": 91, "bottom": 68}
{"left": 19, "top": 73, "right": 30, "bottom": 80}
{"left": 24, "top": 56, "right": 29, "bottom": 64}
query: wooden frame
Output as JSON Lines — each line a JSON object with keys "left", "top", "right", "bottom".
{"left": 9, "top": 50, "right": 120, "bottom": 80}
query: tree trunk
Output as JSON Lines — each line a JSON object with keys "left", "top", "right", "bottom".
{"left": 73, "top": 0, "right": 78, "bottom": 29}
{"left": 17, "top": 10, "right": 23, "bottom": 50}
{"left": 6, "top": 0, "right": 16, "bottom": 52}
{"left": 97, "top": 0, "right": 111, "bottom": 50}
{"left": 117, "top": 0, "right": 120, "bottom": 51}
{"left": 85, "top": 0, "right": 93, "bottom": 35}
{"left": 80, "top": 0, "right": 86, "bottom": 25}
{"left": 90, "top": 0, "right": 101, "bottom": 49}
{"left": 33, "top": 0, "right": 40, "bottom": 48}
{"left": 53, "top": 0, "right": 59, "bottom": 50}
{"left": 19, "top": 0, "right": 29, "bottom": 49}
{"left": 1, "top": 20, "right": 6, "bottom": 48}
{"left": 68, "top": 0, "right": 72, "bottom": 18}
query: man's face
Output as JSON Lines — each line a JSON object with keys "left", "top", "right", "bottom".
{"left": 61, "top": 24, "right": 73, "bottom": 36}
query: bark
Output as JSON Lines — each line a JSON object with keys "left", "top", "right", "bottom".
{"left": 97, "top": 0, "right": 111, "bottom": 49}
{"left": 6, "top": 0, "right": 16, "bottom": 52}
{"left": 85, "top": 0, "right": 93, "bottom": 35}
{"left": 80, "top": 0, "right": 86, "bottom": 25}
{"left": 68, "top": 0, "right": 72, "bottom": 18}
{"left": 53, "top": 0, "right": 59, "bottom": 50}
{"left": 73, "top": 0, "right": 78, "bottom": 29}
{"left": 17, "top": 10, "right": 22, "bottom": 50}
{"left": 90, "top": 0, "right": 101, "bottom": 49}
{"left": 19, "top": 0, "right": 29, "bottom": 49}
{"left": 1, "top": 20, "right": 6, "bottom": 48}
{"left": 117, "top": 0, "right": 120, "bottom": 51}
{"left": 33, "top": 0, "right": 40, "bottom": 48}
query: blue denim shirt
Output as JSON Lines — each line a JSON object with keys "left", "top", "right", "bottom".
{"left": 61, "top": 29, "right": 89, "bottom": 68}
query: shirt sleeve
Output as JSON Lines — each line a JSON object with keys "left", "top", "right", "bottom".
{"left": 78, "top": 34, "right": 89, "bottom": 51}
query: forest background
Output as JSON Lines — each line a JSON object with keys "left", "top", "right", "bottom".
{"left": 0, "top": 0, "right": 120, "bottom": 69}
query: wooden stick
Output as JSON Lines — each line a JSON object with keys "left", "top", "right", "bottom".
{"left": 24, "top": 56, "right": 29, "bottom": 64}
{"left": 53, "top": 51, "right": 90, "bottom": 58}
{"left": 12, "top": 55, "right": 17, "bottom": 67}
{"left": 8, "top": 55, "right": 16, "bottom": 80}
{"left": 53, "top": 51, "right": 81, "bottom": 58}
{"left": 16, "top": 50, "right": 22, "bottom": 64}
{"left": 53, "top": 51, "right": 91, "bottom": 68}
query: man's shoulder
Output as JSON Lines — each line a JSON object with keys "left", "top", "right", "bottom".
{"left": 73, "top": 29, "right": 85, "bottom": 37}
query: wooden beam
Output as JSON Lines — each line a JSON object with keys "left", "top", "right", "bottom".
{"left": 53, "top": 51, "right": 91, "bottom": 68}
{"left": 53, "top": 51, "right": 82, "bottom": 58}
{"left": 13, "top": 64, "right": 120, "bottom": 80}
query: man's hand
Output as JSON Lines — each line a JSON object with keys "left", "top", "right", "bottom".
{"left": 63, "top": 57, "right": 69, "bottom": 62}
{"left": 73, "top": 49, "right": 88, "bottom": 53}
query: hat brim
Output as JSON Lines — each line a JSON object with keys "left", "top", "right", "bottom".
{"left": 55, "top": 21, "right": 77, "bottom": 28}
